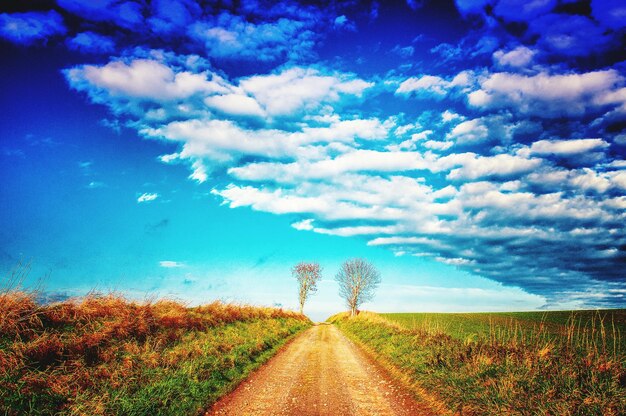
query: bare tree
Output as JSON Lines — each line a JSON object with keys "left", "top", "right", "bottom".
{"left": 335, "top": 258, "right": 381, "bottom": 316}
{"left": 292, "top": 262, "right": 322, "bottom": 314}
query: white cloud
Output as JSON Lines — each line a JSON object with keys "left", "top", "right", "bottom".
{"left": 447, "top": 153, "right": 543, "bottom": 180}
{"left": 229, "top": 150, "right": 428, "bottom": 182}
{"left": 387, "top": 130, "right": 433, "bottom": 151}
{"left": 468, "top": 69, "right": 624, "bottom": 117}
{"left": 212, "top": 175, "right": 428, "bottom": 222}
{"left": 395, "top": 71, "right": 473, "bottom": 97}
{"left": 143, "top": 116, "right": 391, "bottom": 165}
{"left": 526, "top": 167, "right": 620, "bottom": 193}
{"left": 137, "top": 192, "right": 159, "bottom": 203}
{"left": 313, "top": 225, "right": 400, "bottom": 237}
{"left": 368, "top": 236, "right": 443, "bottom": 247}
{"left": 447, "top": 118, "right": 489, "bottom": 144}
{"left": 67, "top": 59, "right": 229, "bottom": 101}
{"left": 394, "top": 122, "right": 422, "bottom": 137}
{"left": 530, "top": 138, "right": 609, "bottom": 155}
{"left": 189, "top": 160, "right": 208, "bottom": 183}
{"left": 492, "top": 46, "right": 535, "bottom": 68}
{"left": 441, "top": 110, "right": 463, "bottom": 122}
{"left": 609, "top": 170, "right": 626, "bottom": 190}
{"left": 436, "top": 256, "right": 476, "bottom": 266}
{"left": 569, "top": 168, "right": 611, "bottom": 193}
{"left": 67, "top": 60, "right": 374, "bottom": 126}
{"left": 228, "top": 149, "right": 543, "bottom": 183}
{"left": 396, "top": 75, "right": 450, "bottom": 96}
{"left": 423, "top": 140, "right": 453, "bottom": 151}
{"left": 456, "top": 181, "right": 610, "bottom": 222}
{"left": 143, "top": 119, "right": 291, "bottom": 161}
{"left": 204, "top": 93, "right": 265, "bottom": 117}
{"left": 240, "top": 67, "right": 373, "bottom": 117}
{"left": 291, "top": 219, "right": 314, "bottom": 231}
{"left": 228, "top": 150, "right": 540, "bottom": 184}
{"left": 395, "top": 71, "right": 474, "bottom": 99}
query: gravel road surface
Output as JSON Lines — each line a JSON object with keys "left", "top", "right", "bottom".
{"left": 207, "top": 323, "right": 437, "bottom": 416}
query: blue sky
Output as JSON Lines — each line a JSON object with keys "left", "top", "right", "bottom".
{"left": 1, "top": 0, "right": 624, "bottom": 320}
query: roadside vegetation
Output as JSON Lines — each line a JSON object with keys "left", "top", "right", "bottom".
{"left": 0, "top": 289, "right": 310, "bottom": 415}
{"left": 330, "top": 310, "right": 626, "bottom": 415}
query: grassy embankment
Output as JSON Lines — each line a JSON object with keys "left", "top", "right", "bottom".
{"left": 0, "top": 290, "right": 310, "bottom": 415}
{"left": 330, "top": 310, "right": 626, "bottom": 415}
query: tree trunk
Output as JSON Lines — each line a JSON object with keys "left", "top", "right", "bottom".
{"left": 350, "top": 306, "right": 356, "bottom": 317}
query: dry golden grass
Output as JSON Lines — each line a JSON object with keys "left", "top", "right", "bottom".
{"left": 0, "top": 290, "right": 309, "bottom": 415}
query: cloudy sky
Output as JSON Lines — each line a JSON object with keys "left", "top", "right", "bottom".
{"left": 1, "top": 0, "right": 624, "bottom": 319}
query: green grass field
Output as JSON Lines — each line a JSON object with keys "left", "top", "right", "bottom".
{"left": 331, "top": 310, "right": 626, "bottom": 415}
{"left": 383, "top": 310, "right": 626, "bottom": 353}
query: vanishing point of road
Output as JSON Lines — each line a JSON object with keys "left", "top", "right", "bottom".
{"left": 207, "top": 323, "right": 438, "bottom": 416}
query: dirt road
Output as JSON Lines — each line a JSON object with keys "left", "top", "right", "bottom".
{"left": 207, "top": 323, "right": 437, "bottom": 416}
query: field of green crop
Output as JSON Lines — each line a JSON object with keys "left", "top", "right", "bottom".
{"left": 331, "top": 310, "right": 626, "bottom": 415}
{"left": 384, "top": 310, "right": 626, "bottom": 353}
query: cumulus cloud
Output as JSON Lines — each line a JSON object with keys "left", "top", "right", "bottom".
{"left": 144, "top": 116, "right": 390, "bottom": 165}
{"left": 530, "top": 138, "right": 609, "bottom": 156}
{"left": 291, "top": 219, "right": 314, "bottom": 231}
{"left": 0, "top": 11, "right": 66, "bottom": 45}
{"left": 447, "top": 114, "right": 541, "bottom": 149}
{"left": 397, "top": 75, "right": 450, "bottom": 96}
{"left": 396, "top": 72, "right": 472, "bottom": 98}
{"left": 447, "top": 153, "right": 543, "bottom": 180}
{"left": 66, "top": 59, "right": 228, "bottom": 102}
{"left": 492, "top": 46, "right": 535, "bottom": 68}
{"left": 468, "top": 70, "right": 624, "bottom": 117}
{"left": 204, "top": 94, "right": 265, "bottom": 118}
{"left": 423, "top": 140, "right": 453, "bottom": 151}
{"left": 66, "top": 60, "right": 372, "bottom": 122}
{"left": 240, "top": 67, "right": 373, "bottom": 117}
{"left": 229, "top": 150, "right": 426, "bottom": 182}
{"left": 441, "top": 110, "right": 464, "bottom": 123}
{"left": 213, "top": 174, "right": 440, "bottom": 222}
{"left": 447, "top": 118, "right": 489, "bottom": 144}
